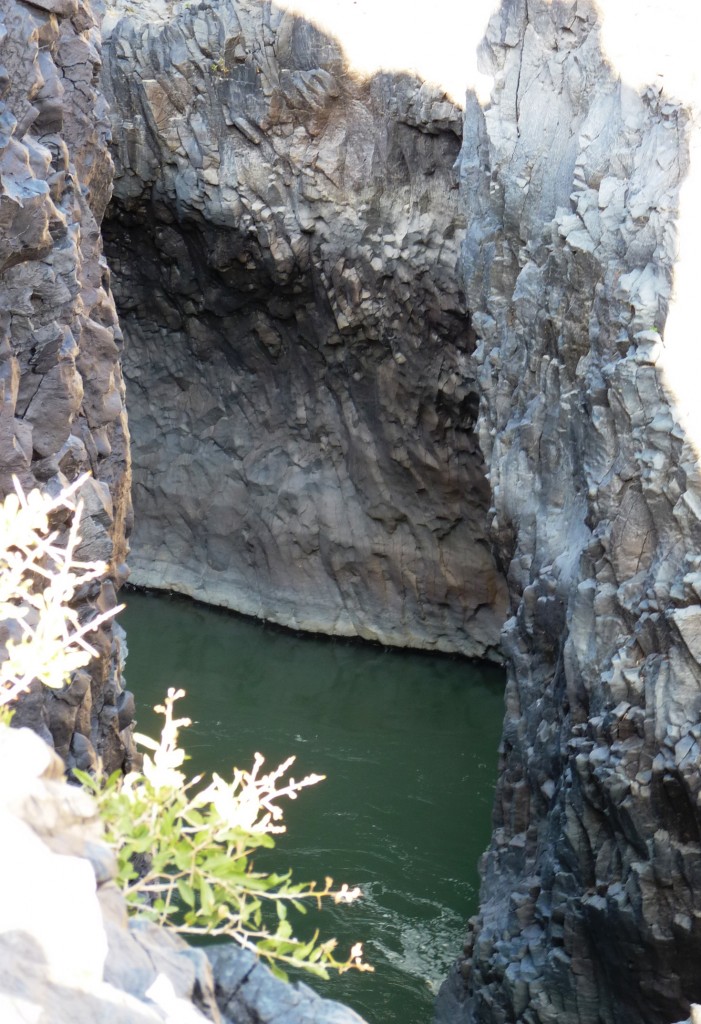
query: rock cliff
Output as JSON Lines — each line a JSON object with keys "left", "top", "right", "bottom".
{"left": 99, "top": 0, "right": 508, "bottom": 659}
{"left": 7, "top": 0, "right": 701, "bottom": 1020}
{"left": 0, "top": 0, "right": 133, "bottom": 771}
{"left": 438, "top": 1, "right": 701, "bottom": 1022}
{"left": 100, "top": 0, "right": 701, "bottom": 1018}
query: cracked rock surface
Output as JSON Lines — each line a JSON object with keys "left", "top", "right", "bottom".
{"left": 0, "top": 0, "right": 133, "bottom": 771}
{"left": 100, "top": 0, "right": 508, "bottom": 658}
{"left": 206, "top": 945, "right": 369, "bottom": 1024}
{"left": 437, "top": 2, "right": 701, "bottom": 1023}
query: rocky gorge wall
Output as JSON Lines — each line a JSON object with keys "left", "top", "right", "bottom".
{"left": 98, "top": 0, "right": 701, "bottom": 1020}
{"left": 99, "top": 0, "right": 508, "bottom": 659}
{"left": 0, "top": 0, "right": 133, "bottom": 772}
{"left": 438, "top": 2, "right": 701, "bottom": 1023}
{"left": 5, "top": 0, "right": 701, "bottom": 1022}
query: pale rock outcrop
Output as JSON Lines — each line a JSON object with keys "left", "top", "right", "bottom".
{"left": 437, "top": 2, "right": 701, "bottom": 1023}
{"left": 0, "top": 0, "right": 133, "bottom": 770}
{"left": 0, "top": 724, "right": 218, "bottom": 1023}
{"left": 99, "top": 0, "right": 508, "bottom": 659}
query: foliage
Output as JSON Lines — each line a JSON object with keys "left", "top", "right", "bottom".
{"left": 77, "top": 689, "right": 373, "bottom": 980}
{"left": 210, "top": 56, "right": 229, "bottom": 76}
{"left": 0, "top": 478, "right": 371, "bottom": 982}
{"left": 0, "top": 475, "right": 119, "bottom": 717}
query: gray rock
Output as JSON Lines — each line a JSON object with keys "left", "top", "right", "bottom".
{"left": 0, "top": 0, "right": 134, "bottom": 770}
{"left": 437, "top": 2, "right": 701, "bottom": 1023}
{"left": 0, "top": 724, "right": 219, "bottom": 1023}
{"left": 100, "top": 0, "right": 508, "bottom": 660}
{"left": 206, "top": 944, "right": 369, "bottom": 1024}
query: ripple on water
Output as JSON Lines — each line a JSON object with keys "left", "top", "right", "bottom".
{"left": 120, "top": 590, "right": 505, "bottom": 1024}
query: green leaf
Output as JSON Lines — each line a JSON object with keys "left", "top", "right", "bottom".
{"left": 297, "top": 936, "right": 318, "bottom": 959}
{"left": 72, "top": 768, "right": 97, "bottom": 791}
{"left": 199, "top": 877, "right": 215, "bottom": 916}
{"left": 176, "top": 879, "right": 196, "bottom": 908}
{"left": 181, "top": 808, "right": 205, "bottom": 828}
{"left": 301, "top": 963, "right": 330, "bottom": 981}
{"left": 128, "top": 834, "right": 153, "bottom": 854}
{"left": 173, "top": 847, "right": 194, "bottom": 872}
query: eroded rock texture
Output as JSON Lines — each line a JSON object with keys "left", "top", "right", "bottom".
{"left": 100, "top": 0, "right": 508, "bottom": 658}
{"left": 438, "top": 2, "right": 701, "bottom": 1022}
{"left": 0, "top": 0, "right": 133, "bottom": 771}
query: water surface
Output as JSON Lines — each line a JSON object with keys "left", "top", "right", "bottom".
{"left": 120, "top": 590, "right": 504, "bottom": 1024}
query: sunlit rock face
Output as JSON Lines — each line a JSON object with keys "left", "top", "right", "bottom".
{"left": 0, "top": 724, "right": 220, "bottom": 1023}
{"left": 100, "top": 0, "right": 508, "bottom": 658}
{"left": 0, "top": 0, "right": 133, "bottom": 772}
{"left": 437, "top": 1, "right": 701, "bottom": 1022}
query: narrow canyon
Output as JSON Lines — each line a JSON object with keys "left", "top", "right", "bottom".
{"left": 1, "top": 0, "right": 701, "bottom": 1021}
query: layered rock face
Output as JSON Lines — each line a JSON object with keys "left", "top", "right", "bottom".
{"left": 100, "top": 0, "right": 508, "bottom": 658}
{"left": 0, "top": 0, "right": 133, "bottom": 771}
{"left": 438, "top": 2, "right": 701, "bottom": 1022}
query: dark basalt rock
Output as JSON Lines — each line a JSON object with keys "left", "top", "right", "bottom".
{"left": 100, "top": 0, "right": 508, "bottom": 660}
{"left": 206, "top": 945, "right": 370, "bottom": 1024}
{"left": 437, "top": 2, "right": 701, "bottom": 1022}
{"left": 0, "top": 0, "right": 134, "bottom": 770}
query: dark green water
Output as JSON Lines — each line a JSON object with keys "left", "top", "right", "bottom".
{"left": 120, "top": 590, "right": 505, "bottom": 1024}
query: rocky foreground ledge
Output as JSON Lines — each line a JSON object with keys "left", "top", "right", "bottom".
{"left": 0, "top": 724, "right": 368, "bottom": 1024}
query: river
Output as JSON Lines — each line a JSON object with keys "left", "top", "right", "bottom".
{"left": 120, "top": 589, "right": 505, "bottom": 1024}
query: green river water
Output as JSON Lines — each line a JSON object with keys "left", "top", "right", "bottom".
{"left": 120, "top": 590, "right": 505, "bottom": 1024}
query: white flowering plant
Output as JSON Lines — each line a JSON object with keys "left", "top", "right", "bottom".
{"left": 0, "top": 475, "right": 119, "bottom": 718}
{"left": 0, "top": 478, "right": 371, "bottom": 982}
{"left": 77, "top": 689, "right": 373, "bottom": 980}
